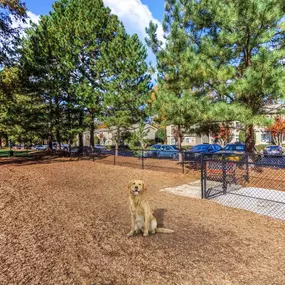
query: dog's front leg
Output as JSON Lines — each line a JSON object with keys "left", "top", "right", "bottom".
{"left": 143, "top": 211, "right": 151, "bottom": 236}
{"left": 127, "top": 213, "right": 136, "bottom": 237}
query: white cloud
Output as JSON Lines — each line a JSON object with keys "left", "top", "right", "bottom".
{"left": 11, "top": 11, "right": 40, "bottom": 30}
{"left": 103, "top": 0, "right": 164, "bottom": 47}
{"left": 26, "top": 11, "right": 40, "bottom": 25}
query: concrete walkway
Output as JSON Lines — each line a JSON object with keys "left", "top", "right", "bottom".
{"left": 160, "top": 180, "right": 202, "bottom": 199}
{"left": 160, "top": 181, "right": 285, "bottom": 220}
{"left": 214, "top": 187, "right": 285, "bottom": 220}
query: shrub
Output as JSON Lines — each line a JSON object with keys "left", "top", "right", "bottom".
{"left": 255, "top": 144, "right": 268, "bottom": 152}
{"left": 238, "top": 130, "right": 256, "bottom": 143}
{"left": 155, "top": 128, "right": 166, "bottom": 143}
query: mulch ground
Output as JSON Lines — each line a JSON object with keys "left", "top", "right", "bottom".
{"left": 1, "top": 158, "right": 285, "bottom": 285}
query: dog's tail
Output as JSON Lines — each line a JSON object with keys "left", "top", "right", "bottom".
{"left": 156, "top": 228, "right": 174, "bottom": 234}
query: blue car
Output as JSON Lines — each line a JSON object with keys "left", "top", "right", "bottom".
{"left": 145, "top": 144, "right": 163, "bottom": 158}
{"left": 156, "top": 144, "right": 180, "bottom": 159}
{"left": 214, "top": 142, "right": 246, "bottom": 161}
{"left": 185, "top": 144, "right": 222, "bottom": 161}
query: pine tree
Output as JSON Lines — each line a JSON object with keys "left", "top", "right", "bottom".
{"left": 147, "top": 0, "right": 285, "bottom": 153}
{"left": 0, "top": 0, "right": 26, "bottom": 65}
{"left": 102, "top": 33, "right": 151, "bottom": 154}
{"left": 47, "top": 0, "right": 129, "bottom": 148}
{"left": 21, "top": 0, "right": 151, "bottom": 150}
{"left": 21, "top": 15, "right": 79, "bottom": 149}
{"left": 0, "top": 66, "right": 45, "bottom": 146}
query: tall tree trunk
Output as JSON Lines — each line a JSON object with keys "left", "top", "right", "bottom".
{"left": 48, "top": 96, "right": 53, "bottom": 151}
{"left": 115, "top": 141, "right": 118, "bottom": 157}
{"left": 245, "top": 124, "right": 255, "bottom": 153}
{"left": 68, "top": 137, "right": 72, "bottom": 152}
{"left": 55, "top": 96, "right": 61, "bottom": 149}
{"left": 89, "top": 112, "right": 95, "bottom": 148}
{"left": 176, "top": 125, "right": 183, "bottom": 162}
{"left": 78, "top": 109, "right": 84, "bottom": 148}
{"left": 0, "top": 137, "right": 2, "bottom": 148}
{"left": 48, "top": 134, "right": 53, "bottom": 151}
{"left": 56, "top": 129, "right": 61, "bottom": 149}
{"left": 115, "top": 127, "right": 120, "bottom": 157}
{"left": 67, "top": 94, "right": 72, "bottom": 152}
{"left": 5, "top": 134, "right": 9, "bottom": 147}
{"left": 78, "top": 133, "right": 83, "bottom": 148}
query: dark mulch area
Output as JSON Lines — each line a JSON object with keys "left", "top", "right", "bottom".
{"left": 1, "top": 158, "right": 285, "bottom": 285}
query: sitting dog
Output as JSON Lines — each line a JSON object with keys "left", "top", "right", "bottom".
{"left": 127, "top": 180, "right": 174, "bottom": 236}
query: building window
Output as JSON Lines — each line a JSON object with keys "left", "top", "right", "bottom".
{"left": 185, "top": 137, "right": 192, "bottom": 144}
{"left": 170, "top": 138, "right": 175, "bottom": 144}
{"left": 261, "top": 132, "right": 271, "bottom": 143}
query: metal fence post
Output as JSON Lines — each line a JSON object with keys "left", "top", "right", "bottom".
{"left": 201, "top": 158, "right": 206, "bottom": 199}
{"left": 245, "top": 154, "right": 249, "bottom": 182}
{"left": 141, "top": 149, "right": 144, "bottom": 169}
{"left": 222, "top": 154, "right": 227, "bottom": 195}
{"left": 182, "top": 151, "right": 185, "bottom": 174}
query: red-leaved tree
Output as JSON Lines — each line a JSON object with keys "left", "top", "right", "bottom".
{"left": 211, "top": 124, "right": 233, "bottom": 147}
{"left": 267, "top": 117, "right": 285, "bottom": 146}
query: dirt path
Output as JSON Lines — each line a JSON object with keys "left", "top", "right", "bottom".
{"left": 1, "top": 159, "right": 285, "bottom": 285}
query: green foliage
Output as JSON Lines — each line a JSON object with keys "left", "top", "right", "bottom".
{"left": 147, "top": 0, "right": 285, "bottom": 153}
{"left": 0, "top": 67, "right": 45, "bottom": 144}
{"left": 19, "top": 0, "right": 150, "bottom": 148}
{"left": 155, "top": 128, "right": 166, "bottom": 143}
{"left": 0, "top": 0, "right": 27, "bottom": 65}
{"left": 238, "top": 130, "right": 256, "bottom": 143}
{"left": 255, "top": 144, "right": 269, "bottom": 152}
{"left": 102, "top": 32, "right": 151, "bottom": 144}
{"left": 127, "top": 122, "right": 150, "bottom": 149}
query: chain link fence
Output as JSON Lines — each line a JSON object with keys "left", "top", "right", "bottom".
{"left": 201, "top": 154, "right": 285, "bottom": 220}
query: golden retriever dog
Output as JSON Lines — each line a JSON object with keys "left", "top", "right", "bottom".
{"left": 127, "top": 180, "right": 174, "bottom": 236}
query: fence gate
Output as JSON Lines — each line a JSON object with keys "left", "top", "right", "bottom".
{"left": 201, "top": 157, "right": 248, "bottom": 199}
{"left": 201, "top": 155, "right": 285, "bottom": 221}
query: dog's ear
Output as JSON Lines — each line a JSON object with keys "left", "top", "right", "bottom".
{"left": 127, "top": 180, "right": 132, "bottom": 192}
{"left": 142, "top": 181, "right": 147, "bottom": 192}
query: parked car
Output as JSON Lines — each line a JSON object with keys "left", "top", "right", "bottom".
{"left": 70, "top": 147, "right": 79, "bottom": 155}
{"left": 61, "top": 144, "right": 69, "bottom": 151}
{"left": 24, "top": 144, "right": 33, "bottom": 149}
{"left": 82, "top": 146, "right": 93, "bottom": 154}
{"left": 214, "top": 142, "right": 246, "bottom": 161}
{"left": 263, "top": 145, "right": 283, "bottom": 157}
{"left": 94, "top": 145, "right": 112, "bottom": 155}
{"left": 34, "top": 144, "right": 48, "bottom": 151}
{"left": 69, "top": 146, "right": 91, "bottom": 155}
{"left": 145, "top": 144, "right": 162, "bottom": 158}
{"left": 69, "top": 145, "right": 111, "bottom": 156}
{"left": 51, "top": 142, "right": 69, "bottom": 151}
{"left": 108, "top": 144, "right": 134, "bottom": 156}
{"left": 156, "top": 144, "right": 180, "bottom": 159}
{"left": 185, "top": 144, "right": 222, "bottom": 161}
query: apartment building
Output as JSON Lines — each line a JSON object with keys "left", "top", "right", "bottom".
{"left": 81, "top": 123, "right": 158, "bottom": 146}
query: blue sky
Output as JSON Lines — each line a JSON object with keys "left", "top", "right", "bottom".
{"left": 25, "top": 0, "right": 165, "bottom": 21}
{"left": 24, "top": 0, "right": 165, "bottom": 66}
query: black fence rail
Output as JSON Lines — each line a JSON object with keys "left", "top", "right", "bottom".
{"left": 201, "top": 154, "right": 285, "bottom": 220}
{"left": 66, "top": 147, "right": 197, "bottom": 173}
{"left": 60, "top": 147, "right": 285, "bottom": 175}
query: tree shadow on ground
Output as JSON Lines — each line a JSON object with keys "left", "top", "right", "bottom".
{"left": 153, "top": 208, "right": 166, "bottom": 228}
{"left": 0, "top": 154, "right": 110, "bottom": 167}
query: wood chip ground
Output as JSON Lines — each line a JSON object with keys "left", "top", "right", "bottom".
{"left": 1, "top": 158, "right": 285, "bottom": 285}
